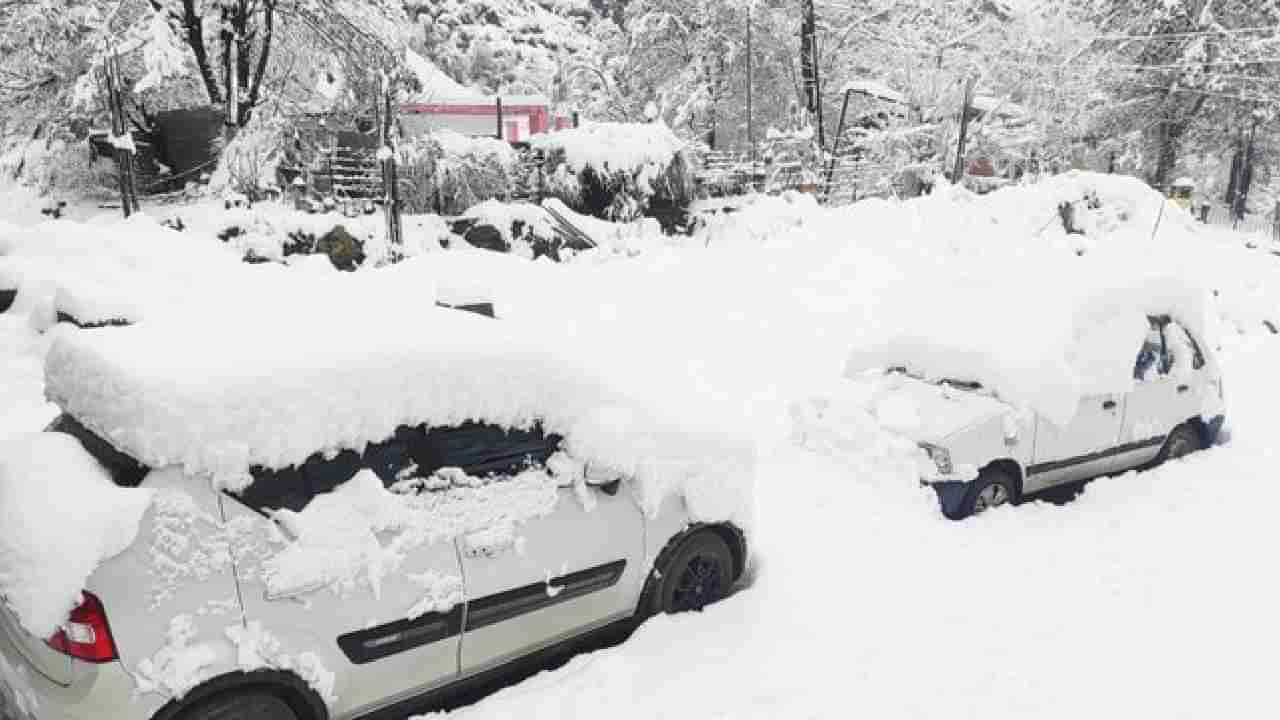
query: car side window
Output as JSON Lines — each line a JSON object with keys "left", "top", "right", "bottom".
{"left": 1163, "top": 321, "right": 1205, "bottom": 375}
{"left": 234, "top": 422, "right": 562, "bottom": 513}
{"left": 1134, "top": 324, "right": 1168, "bottom": 382}
{"left": 413, "top": 422, "right": 561, "bottom": 480}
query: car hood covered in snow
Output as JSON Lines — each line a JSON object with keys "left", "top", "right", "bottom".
{"left": 857, "top": 374, "right": 1011, "bottom": 444}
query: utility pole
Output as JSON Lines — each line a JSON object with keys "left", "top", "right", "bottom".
{"left": 801, "top": 0, "right": 824, "bottom": 143}
{"left": 1234, "top": 112, "right": 1260, "bottom": 230}
{"left": 746, "top": 0, "right": 755, "bottom": 185}
{"left": 378, "top": 74, "right": 403, "bottom": 247}
{"left": 102, "top": 51, "right": 138, "bottom": 218}
{"left": 952, "top": 75, "right": 977, "bottom": 184}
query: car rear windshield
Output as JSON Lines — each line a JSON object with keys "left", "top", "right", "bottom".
{"left": 234, "top": 422, "right": 562, "bottom": 514}
{"left": 45, "top": 413, "right": 151, "bottom": 488}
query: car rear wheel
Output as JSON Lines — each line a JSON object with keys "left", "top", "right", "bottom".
{"left": 1156, "top": 423, "right": 1202, "bottom": 464}
{"left": 955, "top": 468, "right": 1017, "bottom": 519}
{"left": 179, "top": 692, "right": 298, "bottom": 720}
{"left": 653, "top": 531, "right": 735, "bottom": 614}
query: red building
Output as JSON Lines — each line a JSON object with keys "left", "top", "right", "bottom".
{"left": 400, "top": 95, "right": 570, "bottom": 143}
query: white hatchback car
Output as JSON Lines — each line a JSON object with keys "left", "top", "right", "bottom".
{"left": 0, "top": 311, "right": 750, "bottom": 720}
{"left": 886, "top": 315, "right": 1226, "bottom": 518}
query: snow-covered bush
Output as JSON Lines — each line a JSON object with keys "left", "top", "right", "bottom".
{"left": 208, "top": 117, "right": 283, "bottom": 202}
{"left": 397, "top": 130, "right": 518, "bottom": 215}
{"left": 531, "top": 122, "right": 694, "bottom": 224}
{"left": 0, "top": 132, "right": 119, "bottom": 200}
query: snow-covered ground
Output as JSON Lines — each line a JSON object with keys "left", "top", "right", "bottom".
{"left": 3, "top": 173, "right": 1279, "bottom": 718}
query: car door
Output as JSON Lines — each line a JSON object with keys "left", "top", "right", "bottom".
{"left": 1117, "top": 318, "right": 1207, "bottom": 469}
{"left": 225, "top": 428, "right": 466, "bottom": 719}
{"left": 437, "top": 426, "right": 645, "bottom": 676}
{"left": 1027, "top": 394, "right": 1126, "bottom": 493}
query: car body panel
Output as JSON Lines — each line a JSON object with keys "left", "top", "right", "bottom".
{"left": 220, "top": 492, "right": 462, "bottom": 720}
{"left": 1024, "top": 394, "right": 1126, "bottom": 493}
{"left": 0, "top": 639, "right": 141, "bottom": 720}
{"left": 457, "top": 485, "right": 644, "bottom": 675}
{"left": 1, "top": 420, "right": 736, "bottom": 720}
{"left": 0, "top": 468, "right": 241, "bottom": 720}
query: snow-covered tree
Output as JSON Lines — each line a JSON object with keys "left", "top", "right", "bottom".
{"left": 1092, "top": 0, "right": 1280, "bottom": 189}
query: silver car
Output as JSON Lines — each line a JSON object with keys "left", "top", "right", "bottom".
{"left": 901, "top": 314, "right": 1227, "bottom": 518}
{"left": 0, "top": 413, "right": 747, "bottom": 720}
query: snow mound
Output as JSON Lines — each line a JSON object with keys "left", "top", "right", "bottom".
{"left": 845, "top": 275, "right": 1213, "bottom": 427}
{"left": 0, "top": 213, "right": 240, "bottom": 329}
{"left": 43, "top": 301, "right": 753, "bottom": 527}
{"left": 0, "top": 433, "right": 155, "bottom": 637}
{"left": 530, "top": 122, "right": 685, "bottom": 175}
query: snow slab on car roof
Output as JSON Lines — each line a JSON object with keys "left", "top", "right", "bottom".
{"left": 42, "top": 304, "right": 754, "bottom": 527}
{"left": 844, "top": 274, "right": 1215, "bottom": 428}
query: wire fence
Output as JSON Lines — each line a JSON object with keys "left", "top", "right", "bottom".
{"left": 1197, "top": 204, "right": 1276, "bottom": 239}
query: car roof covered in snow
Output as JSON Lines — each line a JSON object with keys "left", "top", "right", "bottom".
{"left": 43, "top": 295, "right": 754, "bottom": 525}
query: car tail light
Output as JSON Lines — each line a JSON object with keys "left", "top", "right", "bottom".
{"left": 45, "top": 592, "right": 118, "bottom": 663}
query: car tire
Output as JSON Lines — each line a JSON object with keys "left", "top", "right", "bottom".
{"left": 178, "top": 692, "right": 299, "bottom": 720}
{"left": 1155, "top": 423, "right": 1202, "bottom": 465}
{"left": 650, "top": 531, "right": 735, "bottom": 615}
{"left": 954, "top": 468, "right": 1017, "bottom": 520}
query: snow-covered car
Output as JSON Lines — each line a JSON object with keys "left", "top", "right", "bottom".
{"left": 886, "top": 314, "right": 1226, "bottom": 519}
{"left": 0, "top": 308, "right": 752, "bottom": 720}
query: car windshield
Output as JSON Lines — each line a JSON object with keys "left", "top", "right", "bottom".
{"left": 887, "top": 367, "right": 983, "bottom": 390}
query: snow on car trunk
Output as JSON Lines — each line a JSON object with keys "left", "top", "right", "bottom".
{"left": 42, "top": 297, "right": 754, "bottom": 530}
{"left": 0, "top": 433, "right": 154, "bottom": 637}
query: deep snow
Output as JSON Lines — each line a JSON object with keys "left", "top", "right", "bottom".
{"left": 2, "top": 172, "right": 1279, "bottom": 718}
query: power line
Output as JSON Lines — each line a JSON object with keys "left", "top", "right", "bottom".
{"left": 1114, "top": 81, "right": 1280, "bottom": 105}
{"left": 1112, "top": 58, "right": 1280, "bottom": 71}
{"left": 1092, "top": 26, "right": 1279, "bottom": 42}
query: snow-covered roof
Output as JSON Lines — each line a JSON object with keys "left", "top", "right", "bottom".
{"left": 842, "top": 79, "right": 907, "bottom": 105}
{"left": 405, "top": 48, "right": 486, "bottom": 102}
{"left": 402, "top": 49, "right": 550, "bottom": 108}
{"left": 1172, "top": 177, "right": 1196, "bottom": 188}
{"left": 43, "top": 292, "right": 754, "bottom": 525}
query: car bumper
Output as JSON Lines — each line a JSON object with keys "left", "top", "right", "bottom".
{"left": 922, "top": 479, "right": 969, "bottom": 518}
{"left": 1203, "top": 414, "right": 1228, "bottom": 446}
{"left": 0, "top": 641, "right": 149, "bottom": 720}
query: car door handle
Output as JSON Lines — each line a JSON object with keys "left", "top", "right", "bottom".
{"left": 1102, "top": 400, "right": 1118, "bottom": 410}
{"left": 1177, "top": 385, "right": 1190, "bottom": 394}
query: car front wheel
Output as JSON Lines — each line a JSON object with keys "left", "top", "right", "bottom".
{"left": 955, "top": 468, "right": 1017, "bottom": 519}
{"left": 653, "top": 531, "right": 735, "bottom": 614}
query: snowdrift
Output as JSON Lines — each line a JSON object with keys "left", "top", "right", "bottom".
{"left": 0, "top": 213, "right": 241, "bottom": 329}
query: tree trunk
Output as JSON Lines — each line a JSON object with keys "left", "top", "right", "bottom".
{"left": 179, "top": 0, "right": 222, "bottom": 105}
{"left": 241, "top": 0, "right": 276, "bottom": 127}
{"left": 1225, "top": 140, "right": 1242, "bottom": 206}
{"left": 800, "top": 0, "right": 817, "bottom": 116}
{"left": 1153, "top": 120, "right": 1184, "bottom": 190}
